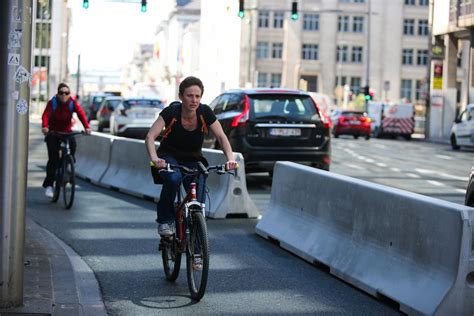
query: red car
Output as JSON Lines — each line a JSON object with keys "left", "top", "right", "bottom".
{"left": 330, "top": 110, "right": 371, "bottom": 140}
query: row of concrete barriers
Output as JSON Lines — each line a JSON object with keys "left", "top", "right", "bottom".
{"left": 256, "top": 162, "right": 474, "bottom": 315}
{"left": 74, "top": 133, "right": 259, "bottom": 219}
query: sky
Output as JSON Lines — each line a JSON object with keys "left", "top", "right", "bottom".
{"left": 67, "top": 1, "right": 165, "bottom": 73}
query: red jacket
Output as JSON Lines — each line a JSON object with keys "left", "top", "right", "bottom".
{"left": 42, "top": 97, "right": 90, "bottom": 133}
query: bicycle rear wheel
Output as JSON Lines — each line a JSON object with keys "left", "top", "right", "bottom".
{"left": 62, "top": 155, "right": 75, "bottom": 209}
{"left": 161, "top": 233, "right": 182, "bottom": 281}
{"left": 186, "top": 211, "right": 209, "bottom": 301}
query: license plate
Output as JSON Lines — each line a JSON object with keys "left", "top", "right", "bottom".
{"left": 269, "top": 128, "right": 301, "bottom": 136}
{"left": 349, "top": 120, "right": 361, "bottom": 125}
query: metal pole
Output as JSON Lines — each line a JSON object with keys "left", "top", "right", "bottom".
{"left": 425, "top": 0, "right": 434, "bottom": 139}
{"left": 0, "top": 0, "right": 34, "bottom": 307}
{"left": 76, "top": 54, "right": 81, "bottom": 98}
{"left": 364, "top": 0, "right": 371, "bottom": 111}
{"left": 37, "top": 1, "right": 42, "bottom": 104}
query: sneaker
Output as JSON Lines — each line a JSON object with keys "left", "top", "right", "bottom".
{"left": 45, "top": 186, "right": 54, "bottom": 198}
{"left": 192, "top": 256, "right": 203, "bottom": 271}
{"left": 158, "top": 223, "right": 173, "bottom": 236}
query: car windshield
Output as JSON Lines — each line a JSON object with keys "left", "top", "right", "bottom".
{"left": 123, "top": 99, "right": 164, "bottom": 109}
{"left": 92, "top": 96, "right": 105, "bottom": 106}
{"left": 342, "top": 111, "right": 366, "bottom": 117}
{"left": 107, "top": 99, "right": 122, "bottom": 109}
{"left": 248, "top": 94, "right": 320, "bottom": 120}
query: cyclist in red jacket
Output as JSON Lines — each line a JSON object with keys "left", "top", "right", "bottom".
{"left": 41, "top": 83, "right": 92, "bottom": 198}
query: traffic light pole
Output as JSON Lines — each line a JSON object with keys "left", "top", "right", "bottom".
{"left": 0, "top": 0, "right": 34, "bottom": 307}
{"left": 364, "top": 0, "right": 372, "bottom": 112}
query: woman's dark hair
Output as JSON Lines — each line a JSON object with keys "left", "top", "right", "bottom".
{"left": 178, "top": 76, "right": 204, "bottom": 96}
{"left": 57, "top": 83, "right": 70, "bottom": 93}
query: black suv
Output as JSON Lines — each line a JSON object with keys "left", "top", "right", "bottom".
{"left": 206, "top": 88, "right": 331, "bottom": 174}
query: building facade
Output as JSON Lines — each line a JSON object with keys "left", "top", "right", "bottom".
{"left": 33, "top": 0, "right": 70, "bottom": 102}
{"left": 430, "top": 0, "right": 474, "bottom": 139}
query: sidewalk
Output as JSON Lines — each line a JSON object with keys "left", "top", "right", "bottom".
{"left": 0, "top": 115, "right": 106, "bottom": 316}
{"left": 0, "top": 218, "right": 107, "bottom": 316}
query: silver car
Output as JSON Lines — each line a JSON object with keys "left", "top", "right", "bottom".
{"left": 110, "top": 98, "right": 165, "bottom": 138}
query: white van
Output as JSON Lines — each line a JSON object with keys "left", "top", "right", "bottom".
{"left": 450, "top": 104, "right": 474, "bottom": 150}
{"left": 368, "top": 102, "right": 414, "bottom": 140}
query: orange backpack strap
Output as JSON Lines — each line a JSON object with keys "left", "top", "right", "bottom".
{"left": 161, "top": 117, "right": 177, "bottom": 139}
{"left": 200, "top": 114, "right": 208, "bottom": 135}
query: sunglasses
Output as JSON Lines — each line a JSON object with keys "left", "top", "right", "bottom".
{"left": 58, "top": 91, "right": 70, "bottom": 96}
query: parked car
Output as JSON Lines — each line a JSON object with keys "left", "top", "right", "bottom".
{"left": 96, "top": 96, "right": 124, "bottom": 132}
{"left": 109, "top": 98, "right": 165, "bottom": 138}
{"left": 84, "top": 93, "right": 111, "bottom": 122}
{"left": 450, "top": 103, "right": 474, "bottom": 150}
{"left": 330, "top": 110, "right": 371, "bottom": 140}
{"left": 206, "top": 88, "right": 332, "bottom": 174}
{"left": 466, "top": 168, "right": 474, "bottom": 207}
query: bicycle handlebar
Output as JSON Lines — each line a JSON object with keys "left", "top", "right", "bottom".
{"left": 48, "top": 131, "right": 86, "bottom": 138}
{"left": 150, "top": 161, "right": 239, "bottom": 177}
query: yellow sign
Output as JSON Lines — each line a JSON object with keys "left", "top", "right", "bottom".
{"left": 433, "top": 77, "right": 443, "bottom": 90}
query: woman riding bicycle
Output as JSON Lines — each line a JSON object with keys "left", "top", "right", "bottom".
{"left": 41, "top": 83, "right": 92, "bottom": 198}
{"left": 145, "top": 76, "right": 238, "bottom": 236}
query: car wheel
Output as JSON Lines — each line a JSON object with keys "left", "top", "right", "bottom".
{"left": 365, "top": 135, "right": 370, "bottom": 140}
{"left": 451, "top": 134, "right": 461, "bottom": 150}
{"left": 334, "top": 133, "right": 339, "bottom": 138}
{"left": 354, "top": 135, "right": 359, "bottom": 139}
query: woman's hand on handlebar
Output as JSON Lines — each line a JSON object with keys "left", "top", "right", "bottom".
{"left": 151, "top": 157, "right": 167, "bottom": 169}
{"left": 225, "top": 160, "right": 239, "bottom": 171}
{"left": 85, "top": 128, "right": 92, "bottom": 135}
{"left": 42, "top": 127, "right": 49, "bottom": 135}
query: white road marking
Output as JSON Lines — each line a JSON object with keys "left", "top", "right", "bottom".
{"left": 365, "top": 158, "right": 374, "bottom": 163}
{"left": 376, "top": 163, "right": 387, "bottom": 168}
{"left": 435, "top": 155, "right": 452, "bottom": 160}
{"left": 346, "top": 163, "right": 364, "bottom": 170}
{"left": 390, "top": 167, "right": 401, "bottom": 172}
{"left": 455, "top": 189, "right": 466, "bottom": 194}
{"left": 406, "top": 173, "right": 420, "bottom": 178}
{"left": 427, "top": 180, "right": 445, "bottom": 187}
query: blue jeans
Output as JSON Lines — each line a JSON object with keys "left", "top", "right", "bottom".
{"left": 156, "top": 155, "right": 206, "bottom": 224}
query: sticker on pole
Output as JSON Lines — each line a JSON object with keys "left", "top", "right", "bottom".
{"left": 14, "top": 66, "right": 31, "bottom": 84}
{"left": 11, "top": 91, "right": 19, "bottom": 100}
{"left": 8, "top": 53, "right": 20, "bottom": 66}
{"left": 12, "top": 7, "right": 22, "bottom": 22}
{"left": 16, "top": 99, "right": 28, "bottom": 115}
{"left": 8, "top": 29, "right": 22, "bottom": 49}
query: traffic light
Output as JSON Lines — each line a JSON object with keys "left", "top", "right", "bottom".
{"left": 238, "top": 0, "right": 245, "bottom": 18}
{"left": 83, "top": 0, "right": 89, "bottom": 9}
{"left": 291, "top": 1, "right": 298, "bottom": 21}
{"left": 141, "top": 0, "right": 147, "bottom": 12}
{"left": 363, "top": 86, "right": 374, "bottom": 101}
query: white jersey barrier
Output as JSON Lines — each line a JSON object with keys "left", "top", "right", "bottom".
{"left": 256, "top": 162, "right": 474, "bottom": 316}
{"left": 75, "top": 133, "right": 114, "bottom": 184}
{"left": 75, "top": 135, "right": 258, "bottom": 219}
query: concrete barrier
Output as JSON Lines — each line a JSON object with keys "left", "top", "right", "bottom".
{"left": 75, "top": 133, "right": 114, "bottom": 184}
{"left": 256, "top": 162, "right": 474, "bottom": 315}
{"left": 99, "top": 137, "right": 158, "bottom": 199}
{"left": 77, "top": 134, "right": 258, "bottom": 218}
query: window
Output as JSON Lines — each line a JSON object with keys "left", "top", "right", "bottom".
{"left": 337, "top": 45, "right": 348, "bottom": 62}
{"left": 36, "top": 0, "right": 52, "bottom": 19}
{"left": 401, "top": 79, "right": 412, "bottom": 100}
{"left": 402, "top": 49, "right": 414, "bottom": 65}
{"left": 351, "top": 46, "right": 363, "bottom": 63}
{"left": 258, "top": 11, "right": 270, "bottom": 28}
{"left": 417, "top": 50, "right": 428, "bottom": 65}
{"left": 303, "top": 14, "right": 320, "bottom": 31}
{"left": 353, "top": 16, "right": 364, "bottom": 32}
{"left": 256, "top": 42, "right": 269, "bottom": 59}
{"left": 302, "top": 44, "right": 319, "bottom": 60}
{"left": 419, "top": 0, "right": 428, "bottom": 5}
{"left": 271, "top": 73, "right": 282, "bottom": 87}
{"left": 354, "top": 0, "right": 365, "bottom": 2}
{"left": 34, "top": 55, "right": 50, "bottom": 67}
{"left": 404, "top": 19, "right": 415, "bottom": 35}
{"left": 35, "top": 22, "right": 51, "bottom": 49}
{"left": 338, "top": 16, "right": 350, "bottom": 32}
{"left": 273, "top": 12, "right": 284, "bottom": 28}
{"left": 272, "top": 43, "right": 283, "bottom": 59}
{"left": 418, "top": 20, "right": 428, "bottom": 36}
{"left": 257, "top": 73, "right": 268, "bottom": 87}
{"left": 415, "top": 79, "right": 424, "bottom": 100}
{"left": 405, "top": 0, "right": 415, "bottom": 5}
{"left": 351, "top": 77, "right": 361, "bottom": 95}
{"left": 336, "top": 76, "right": 347, "bottom": 86}
{"left": 458, "top": 50, "right": 463, "bottom": 67}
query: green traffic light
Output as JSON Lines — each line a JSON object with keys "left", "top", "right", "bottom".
{"left": 365, "top": 95, "right": 371, "bottom": 101}
{"left": 83, "top": 0, "right": 89, "bottom": 9}
{"left": 291, "top": 13, "right": 298, "bottom": 20}
{"left": 238, "top": 11, "right": 244, "bottom": 18}
{"left": 141, "top": 5, "right": 147, "bottom": 12}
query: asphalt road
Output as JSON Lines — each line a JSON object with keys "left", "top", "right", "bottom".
{"left": 27, "top": 122, "right": 402, "bottom": 315}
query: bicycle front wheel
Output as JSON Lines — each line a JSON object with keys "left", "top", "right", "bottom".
{"left": 51, "top": 164, "right": 62, "bottom": 203}
{"left": 63, "top": 155, "right": 75, "bottom": 209}
{"left": 186, "top": 211, "right": 209, "bottom": 301}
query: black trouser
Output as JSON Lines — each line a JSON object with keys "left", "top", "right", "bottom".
{"left": 42, "top": 134, "right": 76, "bottom": 188}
